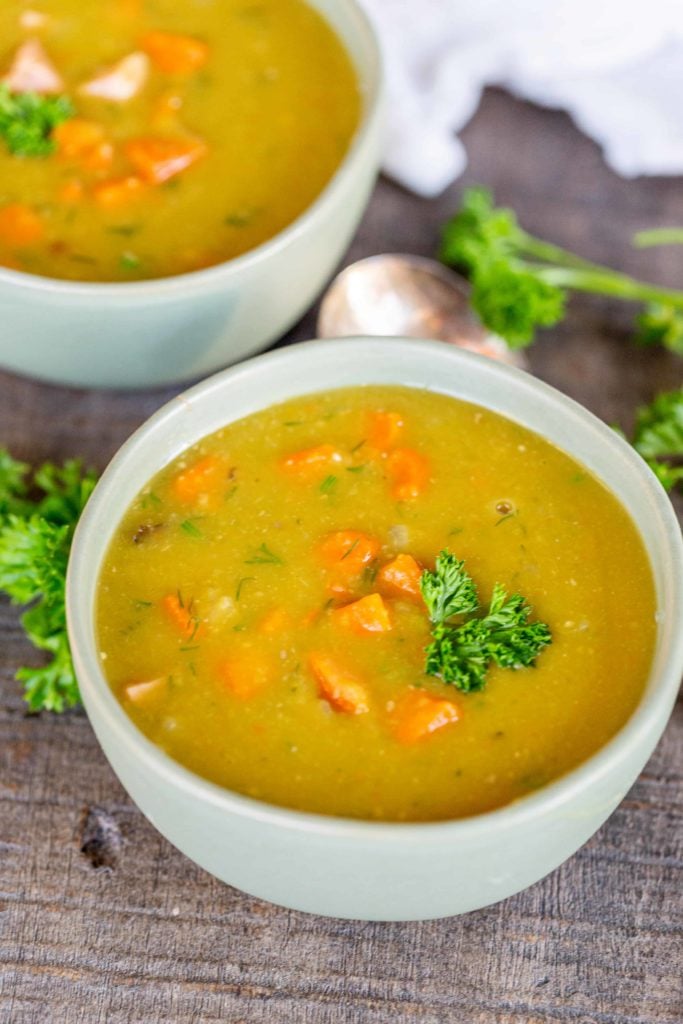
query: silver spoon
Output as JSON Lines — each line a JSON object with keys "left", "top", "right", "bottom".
{"left": 317, "top": 253, "right": 526, "bottom": 367}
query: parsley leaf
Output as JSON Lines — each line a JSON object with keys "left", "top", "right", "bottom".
{"left": 420, "top": 550, "right": 478, "bottom": 623}
{"left": 623, "top": 388, "right": 683, "bottom": 492}
{"left": 440, "top": 186, "right": 683, "bottom": 350}
{"left": 0, "top": 85, "right": 74, "bottom": 158}
{"left": 421, "top": 550, "right": 551, "bottom": 692}
{"left": 0, "top": 449, "right": 97, "bottom": 711}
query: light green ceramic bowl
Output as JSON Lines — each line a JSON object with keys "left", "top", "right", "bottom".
{"left": 66, "top": 339, "right": 683, "bottom": 920}
{"left": 0, "top": 0, "right": 383, "bottom": 390}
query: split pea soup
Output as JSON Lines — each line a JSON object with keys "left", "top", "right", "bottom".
{"left": 0, "top": 0, "right": 360, "bottom": 282}
{"left": 96, "top": 386, "right": 657, "bottom": 822}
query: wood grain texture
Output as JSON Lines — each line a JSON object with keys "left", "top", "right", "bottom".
{"left": 1, "top": 90, "right": 682, "bottom": 1024}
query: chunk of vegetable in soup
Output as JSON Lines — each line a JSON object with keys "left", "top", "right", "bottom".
{"left": 96, "top": 387, "right": 657, "bottom": 822}
{"left": 0, "top": 0, "right": 360, "bottom": 281}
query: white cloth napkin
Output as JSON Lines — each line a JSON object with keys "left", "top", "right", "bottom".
{"left": 360, "top": 0, "right": 683, "bottom": 196}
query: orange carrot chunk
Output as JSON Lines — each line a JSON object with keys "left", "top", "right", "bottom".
{"left": 161, "top": 592, "right": 203, "bottom": 640}
{"left": 217, "top": 651, "right": 273, "bottom": 700}
{"left": 54, "top": 118, "right": 114, "bottom": 172}
{"left": 257, "top": 607, "right": 290, "bottom": 634}
{"left": 309, "top": 653, "right": 369, "bottom": 715}
{"left": 386, "top": 448, "right": 430, "bottom": 500}
{"left": 57, "top": 178, "right": 85, "bottom": 204}
{"left": 0, "top": 203, "right": 44, "bottom": 246}
{"left": 318, "top": 530, "right": 380, "bottom": 575}
{"left": 93, "top": 175, "right": 146, "bottom": 208}
{"left": 333, "top": 593, "right": 392, "bottom": 635}
{"left": 391, "top": 690, "right": 461, "bottom": 744}
{"left": 377, "top": 553, "right": 424, "bottom": 603}
{"left": 124, "top": 135, "right": 207, "bottom": 185}
{"left": 142, "top": 31, "right": 209, "bottom": 75}
{"left": 367, "top": 410, "right": 404, "bottom": 453}
{"left": 170, "top": 455, "right": 226, "bottom": 506}
{"left": 280, "top": 443, "right": 344, "bottom": 478}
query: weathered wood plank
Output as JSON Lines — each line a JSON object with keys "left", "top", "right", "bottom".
{"left": 1, "top": 90, "right": 682, "bottom": 1024}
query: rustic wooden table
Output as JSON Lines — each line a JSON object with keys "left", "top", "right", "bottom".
{"left": 1, "top": 91, "right": 682, "bottom": 1024}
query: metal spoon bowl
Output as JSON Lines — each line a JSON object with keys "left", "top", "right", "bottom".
{"left": 317, "top": 253, "right": 525, "bottom": 367}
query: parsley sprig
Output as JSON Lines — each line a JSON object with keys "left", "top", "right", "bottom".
{"left": 0, "top": 449, "right": 96, "bottom": 711}
{"left": 420, "top": 551, "right": 552, "bottom": 692}
{"left": 0, "top": 85, "right": 74, "bottom": 158}
{"left": 623, "top": 388, "right": 683, "bottom": 493}
{"left": 440, "top": 186, "right": 683, "bottom": 351}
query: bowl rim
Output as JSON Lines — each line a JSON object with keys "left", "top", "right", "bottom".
{"left": 0, "top": 0, "right": 383, "bottom": 300}
{"left": 67, "top": 337, "right": 683, "bottom": 841}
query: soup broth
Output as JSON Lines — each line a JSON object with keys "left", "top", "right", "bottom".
{"left": 96, "top": 387, "right": 657, "bottom": 821}
{"left": 0, "top": 0, "right": 360, "bottom": 281}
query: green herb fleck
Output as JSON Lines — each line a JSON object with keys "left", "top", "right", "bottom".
{"left": 180, "top": 519, "right": 202, "bottom": 538}
{"left": 346, "top": 465, "right": 366, "bottom": 474}
{"left": 319, "top": 475, "right": 337, "bottom": 495}
{"left": 236, "top": 576, "right": 255, "bottom": 601}
{"left": 340, "top": 538, "right": 359, "bottom": 561}
{"left": 245, "top": 542, "right": 283, "bottom": 565}
{"left": 120, "top": 251, "right": 142, "bottom": 272}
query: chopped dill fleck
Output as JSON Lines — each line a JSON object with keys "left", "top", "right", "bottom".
{"left": 245, "top": 542, "right": 283, "bottom": 565}
{"left": 319, "top": 475, "right": 337, "bottom": 494}
{"left": 180, "top": 519, "right": 202, "bottom": 538}
{"left": 236, "top": 576, "right": 255, "bottom": 601}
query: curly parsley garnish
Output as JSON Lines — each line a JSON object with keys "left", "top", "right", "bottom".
{"left": 440, "top": 186, "right": 683, "bottom": 351}
{"left": 420, "top": 550, "right": 552, "bottom": 692}
{"left": 0, "top": 449, "right": 96, "bottom": 711}
{"left": 623, "top": 388, "right": 683, "bottom": 493}
{"left": 0, "top": 85, "right": 74, "bottom": 158}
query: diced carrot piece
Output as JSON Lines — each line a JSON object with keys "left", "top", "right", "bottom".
{"left": 0, "top": 203, "right": 44, "bottom": 246}
{"left": 217, "top": 650, "right": 274, "bottom": 700}
{"left": 170, "top": 455, "right": 227, "bottom": 506}
{"left": 280, "top": 444, "right": 344, "bottom": 478}
{"left": 79, "top": 52, "right": 150, "bottom": 102}
{"left": 377, "top": 553, "right": 424, "bottom": 603}
{"left": 57, "top": 178, "right": 85, "bottom": 204}
{"left": 54, "top": 119, "right": 114, "bottom": 172}
{"left": 124, "top": 677, "right": 166, "bottom": 705}
{"left": 258, "top": 607, "right": 290, "bottom": 634}
{"left": 333, "top": 593, "right": 392, "bottom": 635}
{"left": 93, "top": 175, "right": 146, "bottom": 208}
{"left": 83, "top": 140, "right": 115, "bottom": 172}
{"left": 161, "top": 592, "right": 204, "bottom": 640}
{"left": 124, "top": 135, "right": 207, "bottom": 185}
{"left": 3, "top": 39, "right": 63, "bottom": 94}
{"left": 309, "top": 653, "right": 369, "bottom": 715}
{"left": 141, "top": 31, "right": 209, "bottom": 75}
{"left": 367, "top": 410, "right": 404, "bottom": 453}
{"left": 54, "top": 118, "right": 105, "bottom": 155}
{"left": 317, "top": 530, "right": 381, "bottom": 594}
{"left": 390, "top": 690, "right": 461, "bottom": 744}
{"left": 386, "top": 448, "right": 430, "bottom": 500}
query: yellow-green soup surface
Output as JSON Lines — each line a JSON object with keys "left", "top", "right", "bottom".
{"left": 0, "top": 0, "right": 360, "bottom": 281}
{"left": 96, "top": 387, "right": 657, "bottom": 822}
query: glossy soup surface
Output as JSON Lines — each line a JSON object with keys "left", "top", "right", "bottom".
{"left": 96, "top": 387, "right": 657, "bottom": 822}
{"left": 0, "top": 0, "right": 360, "bottom": 281}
